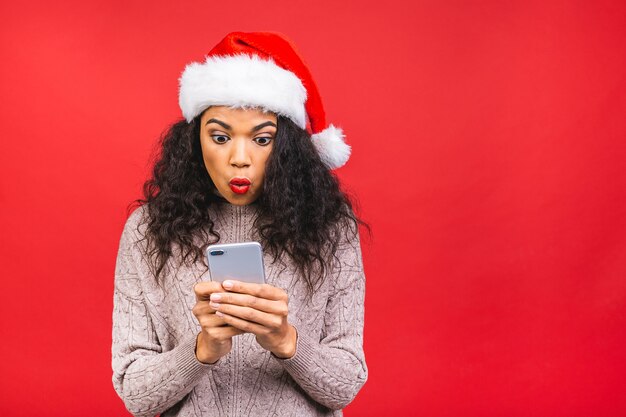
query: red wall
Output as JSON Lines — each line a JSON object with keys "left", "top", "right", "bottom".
{"left": 1, "top": 1, "right": 625, "bottom": 416}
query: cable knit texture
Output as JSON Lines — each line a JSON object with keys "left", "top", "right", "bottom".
{"left": 112, "top": 201, "right": 367, "bottom": 416}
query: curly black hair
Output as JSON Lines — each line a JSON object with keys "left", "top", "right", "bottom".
{"left": 131, "top": 111, "right": 370, "bottom": 294}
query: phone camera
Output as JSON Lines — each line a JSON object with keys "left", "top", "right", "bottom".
{"left": 209, "top": 250, "right": 225, "bottom": 256}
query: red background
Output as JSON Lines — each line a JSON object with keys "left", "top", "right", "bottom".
{"left": 1, "top": 1, "right": 625, "bottom": 416}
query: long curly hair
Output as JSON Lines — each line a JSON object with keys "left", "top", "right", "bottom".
{"left": 131, "top": 111, "right": 370, "bottom": 294}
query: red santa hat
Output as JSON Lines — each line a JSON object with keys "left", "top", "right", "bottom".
{"left": 178, "top": 31, "right": 350, "bottom": 169}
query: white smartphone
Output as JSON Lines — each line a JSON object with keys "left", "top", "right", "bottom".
{"left": 205, "top": 241, "right": 266, "bottom": 284}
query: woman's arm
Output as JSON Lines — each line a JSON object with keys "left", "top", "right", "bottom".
{"left": 210, "top": 222, "right": 368, "bottom": 410}
{"left": 275, "top": 226, "right": 368, "bottom": 410}
{"left": 111, "top": 210, "right": 213, "bottom": 417}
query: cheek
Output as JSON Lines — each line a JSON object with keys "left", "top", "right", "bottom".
{"left": 200, "top": 142, "right": 224, "bottom": 178}
{"left": 255, "top": 148, "right": 273, "bottom": 178}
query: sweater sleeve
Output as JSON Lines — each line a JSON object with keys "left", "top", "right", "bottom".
{"left": 276, "top": 222, "right": 368, "bottom": 410}
{"left": 111, "top": 209, "right": 214, "bottom": 417}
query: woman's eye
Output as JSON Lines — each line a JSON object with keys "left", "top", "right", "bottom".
{"left": 211, "top": 135, "right": 229, "bottom": 144}
{"left": 254, "top": 137, "right": 273, "bottom": 146}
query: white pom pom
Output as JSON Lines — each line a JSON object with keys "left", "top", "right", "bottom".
{"left": 311, "top": 124, "right": 351, "bottom": 169}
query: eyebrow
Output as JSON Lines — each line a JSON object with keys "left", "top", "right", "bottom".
{"left": 206, "top": 118, "right": 231, "bottom": 130}
{"left": 251, "top": 121, "right": 277, "bottom": 132}
{"left": 205, "top": 118, "right": 277, "bottom": 132}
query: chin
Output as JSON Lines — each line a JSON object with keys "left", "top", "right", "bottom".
{"left": 223, "top": 192, "right": 258, "bottom": 206}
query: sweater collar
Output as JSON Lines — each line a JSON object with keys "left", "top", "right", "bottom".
{"left": 209, "top": 196, "right": 260, "bottom": 218}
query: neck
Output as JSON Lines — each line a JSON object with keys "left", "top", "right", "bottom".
{"left": 210, "top": 196, "right": 259, "bottom": 214}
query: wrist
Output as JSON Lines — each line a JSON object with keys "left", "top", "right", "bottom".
{"left": 272, "top": 325, "right": 298, "bottom": 359}
{"left": 195, "top": 332, "right": 219, "bottom": 364}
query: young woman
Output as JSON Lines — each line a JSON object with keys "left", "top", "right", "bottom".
{"left": 112, "top": 32, "right": 369, "bottom": 417}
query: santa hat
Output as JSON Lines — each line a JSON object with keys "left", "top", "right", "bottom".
{"left": 178, "top": 31, "right": 350, "bottom": 169}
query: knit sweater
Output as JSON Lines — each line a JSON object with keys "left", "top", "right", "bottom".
{"left": 111, "top": 200, "right": 368, "bottom": 417}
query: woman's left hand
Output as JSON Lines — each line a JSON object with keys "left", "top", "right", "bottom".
{"left": 209, "top": 279, "right": 297, "bottom": 359}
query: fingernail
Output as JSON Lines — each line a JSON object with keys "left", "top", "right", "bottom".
{"left": 216, "top": 311, "right": 224, "bottom": 317}
{"left": 210, "top": 294, "right": 222, "bottom": 302}
{"left": 223, "top": 280, "right": 233, "bottom": 289}
{"left": 209, "top": 302, "right": 220, "bottom": 309}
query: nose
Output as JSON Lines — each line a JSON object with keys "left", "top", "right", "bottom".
{"left": 229, "top": 137, "right": 251, "bottom": 168}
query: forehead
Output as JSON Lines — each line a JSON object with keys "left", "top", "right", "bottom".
{"left": 201, "top": 106, "right": 277, "bottom": 124}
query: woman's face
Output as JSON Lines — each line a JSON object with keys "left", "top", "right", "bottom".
{"left": 199, "top": 106, "right": 277, "bottom": 205}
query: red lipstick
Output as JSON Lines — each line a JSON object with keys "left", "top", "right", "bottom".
{"left": 229, "top": 177, "right": 251, "bottom": 194}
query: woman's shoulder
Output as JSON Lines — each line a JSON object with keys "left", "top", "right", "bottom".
{"left": 120, "top": 204, "right": 150, "bottom": 245}
{"left": 334, "top": 215, "right": 361, "bottom": 248}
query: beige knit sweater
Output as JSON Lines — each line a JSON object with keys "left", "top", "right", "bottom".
{"left": 111, "top": 201, "right": 367, "bottom": 416}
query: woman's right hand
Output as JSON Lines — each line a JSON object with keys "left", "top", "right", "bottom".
{"left": 193, "top": 281, "right": 245, "bottom": 364}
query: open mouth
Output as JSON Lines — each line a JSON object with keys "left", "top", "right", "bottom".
{"left": 229, "top": 178, "right": 251, "bottom": 194}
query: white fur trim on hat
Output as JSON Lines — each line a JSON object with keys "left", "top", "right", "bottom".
{"left": 311, "top": 124, "right": 351, "bottom": 169}
{"left": 179, "top": 54, "right": 307, "bottom": 126}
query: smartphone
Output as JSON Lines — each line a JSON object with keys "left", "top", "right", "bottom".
{"left": 205, "top": 241, "right": 266, "bottom": 284}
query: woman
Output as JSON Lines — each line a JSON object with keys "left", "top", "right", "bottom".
{"left": 112, "top": 32, "right": 369, "bottom": 417}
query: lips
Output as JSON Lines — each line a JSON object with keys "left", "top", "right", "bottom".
{"left": 229, "top": 177, "right": 251, "bottom": 194}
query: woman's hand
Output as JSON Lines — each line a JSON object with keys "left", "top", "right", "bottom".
{"left": 208, "top": 280, "right": 297, "bottom": 359}
{"left": 192, "top": 281, "right": 246, "bottom": 364}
